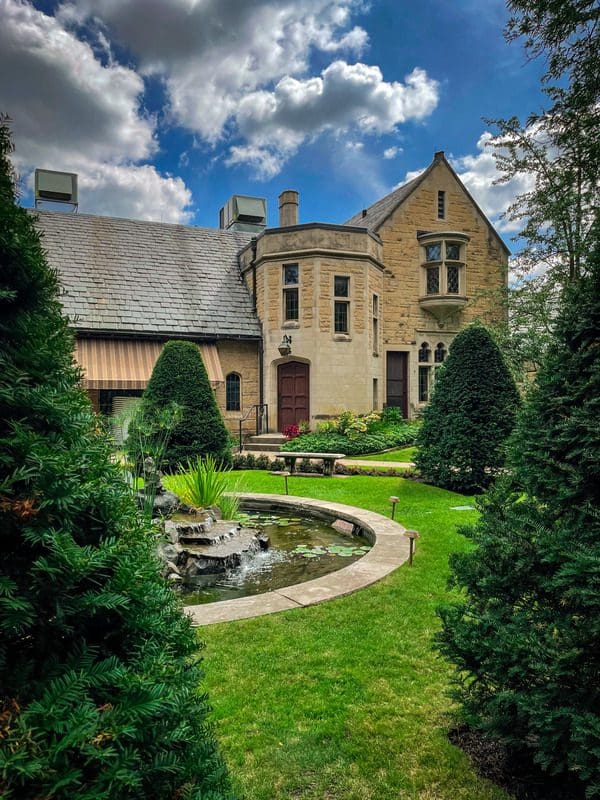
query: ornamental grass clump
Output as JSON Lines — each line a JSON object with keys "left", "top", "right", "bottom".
{"left": 0, "top": 118, "right": 234, "bottom": 800}
{"left": 415, "top": 322, "right": 519, "bottom": 493}
{"left": 168, "top": 455, "right": 230, "bottom": 510}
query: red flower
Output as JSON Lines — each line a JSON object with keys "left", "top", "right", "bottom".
{"left": 283, "top": 424, "right": 300, "bottom": 439}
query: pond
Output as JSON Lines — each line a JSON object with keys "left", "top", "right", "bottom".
{"left": 181, "top": 511, "right": 372, "bottom": 605}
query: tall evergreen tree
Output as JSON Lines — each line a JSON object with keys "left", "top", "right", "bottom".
{"left": 485, "top": 0, "right": 600, "bottom": 374}
{"left": 0, "top": 117, "right": 234, "bottom": 799}
{"left": 437, "top": 250, "right": 600, "bottom": 795}
{"left": 414, "top": 323, "right": 520, "bottom": 494}
{"left": 129, "top": 340, "right": 231, "bottom": 472}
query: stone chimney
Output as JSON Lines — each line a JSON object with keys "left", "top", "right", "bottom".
{"left": 278, "top": 190, "right": 299, "bottom": 227}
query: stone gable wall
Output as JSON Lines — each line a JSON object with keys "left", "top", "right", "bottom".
{"left": 379, "top": 160, "right": 507, "bottom": 415}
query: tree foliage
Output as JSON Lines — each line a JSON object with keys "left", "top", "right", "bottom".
{"left": 129, "top": 340, "right": 231, "bottom": 472}
{"left": 506, "top": 0, "right": 600, "bottom": 113}
{"left": 414, "top": 323, "right": 519, "bottom": 494}
{"left": 437, "top": 248, "right": 600, "bottom": 795}
{"left": 0, "top": 116, "right": 234, "bottom": 800}
{"left": 485, "top": 1, "right": 600, "bottom": 372}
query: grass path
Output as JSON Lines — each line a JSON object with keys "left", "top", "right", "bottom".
{"left": 357, "top": 446, "right": 417, "bottom": 462}
{"left": 198, "top": 472, "right": 504, "bottom": 800}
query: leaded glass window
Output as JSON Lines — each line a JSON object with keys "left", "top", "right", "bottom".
{"left": 434, "top": 343, "right": 446, "bottom": 363}
{"left": 419, "top": 365, "right": 430, "bottom": 402}
{"left": 334, "top": 276, "right": 349, "bottom": 297}
{"left": 426, "top": 266, "right": 440, "bottom": 294}
{"left": 418, "top": 342, "right": 431, "bottom": 363}
{"left": 447, "top": 264, "right": 459, "bottom": 294}
{"left": 283, "top": 263, "right": 299, "bottom": 321}
{"left": 284, "top": 263, "right": 298, "bottom": 284}
{"left": 334, "top": 301, "right": 349, "bottom": 333}
{"left": 446, "top": 242, "right": 461, "bottom": 260}
{"left": 425, "top": 243, "right": 442, "bottom": 262}
{"left": 225, "top": 373, "right": 241, "bottom": 411}
{"left": 284, "top": 288, "right": 298, "bottom": 320}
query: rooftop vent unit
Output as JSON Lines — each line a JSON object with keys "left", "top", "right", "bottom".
{"left": 219, "top": 195, "right": 266, "bottom": 233}
{"left": 35, "top": 169, "right": 78, "bottom": 211}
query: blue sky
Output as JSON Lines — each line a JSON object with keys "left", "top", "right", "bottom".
{"left": 0, "top": 0, "right": 547, "bottom": 243}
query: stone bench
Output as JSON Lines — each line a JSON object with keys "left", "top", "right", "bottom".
{"left": 276, "top": 451, "right": 346, "bottom": 477}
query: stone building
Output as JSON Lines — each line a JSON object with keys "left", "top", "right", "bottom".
{"left": 34, "top": 151, "right": 508, "bottom": 436}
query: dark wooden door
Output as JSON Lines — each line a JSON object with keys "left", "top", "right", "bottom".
{"left": 386, "top": 352, "right": 408, "bottom": 418}
{"left": 278, "top": 361, "right": 309, "bottom": 431}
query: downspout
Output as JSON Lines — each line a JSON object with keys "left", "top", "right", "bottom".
{"left": 250, "top": 237, "right": 266, "bottom": 430}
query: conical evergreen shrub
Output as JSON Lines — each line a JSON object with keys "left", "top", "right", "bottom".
{"left": 129, "top": 340, "right": 231, "bottom": 472}
{"left": 0, "top": 118, "right": 234, "bottom": 800}
{"left": 414, "top": 322, "right": 519, "bottom": 493}
{"left": 437, "top": 252, "right": 600, "bottom": 794}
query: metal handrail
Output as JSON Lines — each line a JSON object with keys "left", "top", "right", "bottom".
{"left": 238, "top": 404, "right": 269, "bottom": 452}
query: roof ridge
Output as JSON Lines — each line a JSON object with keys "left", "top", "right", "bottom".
{"left": 30, "top": 208, "right": 254, "bottom": 240}
{"left": 343, "top": 164, "right": 433, "bottom": 231}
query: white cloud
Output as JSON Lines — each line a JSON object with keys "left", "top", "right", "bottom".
{"left": 60, "top": 0, "right": 371, "bottom": 141}
{"left": 0, "top": 0, "right": 192, "bottom": 222}
{"left": 225, "top": 144, "right": 287, "bottom": 181}
{"left": 230, "top": 63, "right": 438, "bottom": 177}
{"left": 450, "top": 132, "right": 535, "bottom": 232}
{"left": 58, "top": 0, "right": 438, "bottom": 177}
{"left": 74, "top": 164, "right": 193, "bottom": 222}
{"left": 383, "top": 146, "right": 400, "bottom": 159}
{"left": 392, "top": 132, "right": 536, "bottom": 233}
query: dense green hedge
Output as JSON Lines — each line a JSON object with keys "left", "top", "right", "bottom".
{"left": 0, "top": 119, "right": 234, "bottom": 800}
{"left": 438, "top": 255, "right": 600, "bottom": 795}
{"left": 415, "top": 323, "right": 519, "bottom": 493}
{"left": 280, "top": 423, "right": 418, "bottom": 456}
{"left": 128, "top": 340, "right": 231, "bottom": 471}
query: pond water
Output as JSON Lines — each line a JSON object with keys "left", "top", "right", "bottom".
{"left": 181, "top": 512, "right": 371, "bottom": 605}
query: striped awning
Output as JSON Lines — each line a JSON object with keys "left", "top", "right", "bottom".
{"left": 75, "top": 339, "right": 224, "bottom": 390}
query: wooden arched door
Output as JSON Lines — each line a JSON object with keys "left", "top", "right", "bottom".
{"left": 277, "top": 361, "right": 309, "bottom": 431}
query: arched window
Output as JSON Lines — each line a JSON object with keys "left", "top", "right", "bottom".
{"left": 225, "top": 372, "right": 241, "bottom": 411}
{"left": 418, "top": 342, "right": 431, "bottom": 363}
{"left": 434, "top": 343, "right": 446, "bottom": 363}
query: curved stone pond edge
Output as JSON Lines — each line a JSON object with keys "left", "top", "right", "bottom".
{"left": 184, "top": 493, "right": 410, "bottom": 627}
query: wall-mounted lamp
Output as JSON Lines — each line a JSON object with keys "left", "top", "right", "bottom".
{"left": 278, "top": 334, "right": 293, "bottom": 357}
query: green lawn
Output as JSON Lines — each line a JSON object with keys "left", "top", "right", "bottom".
{"left": 358, "top": 446, "right": 417, "bottom": 462}
{"left": 197, "top": 471, "right": 502, "bottom": 800}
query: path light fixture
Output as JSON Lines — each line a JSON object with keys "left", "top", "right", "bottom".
{"left": 281, "top": 470, "right": 290, "bottom": 495}
{"left": 278, "top": 334, "right": 292, "bottom": 357}
{"left": 404, "top": 529, "right": 420, "bottom": 566}
{"left": 389, "top": 495, "right": 399, "bottom": 520}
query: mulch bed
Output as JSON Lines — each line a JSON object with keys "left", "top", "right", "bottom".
{"left": 449, "top": 725, "right": 586, "bottom": 799}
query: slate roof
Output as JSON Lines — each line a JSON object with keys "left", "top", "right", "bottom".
{"left": 344, "top": 174, "right": 422, "bottom": 230}
{"left": 33, "top": 210, "right": 261, "bottom": 339}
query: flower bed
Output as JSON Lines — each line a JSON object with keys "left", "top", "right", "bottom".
{"left": 280, "top": 409, "right": 419, "bottom": 456}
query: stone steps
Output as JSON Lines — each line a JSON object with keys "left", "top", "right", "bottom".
{"left": 243, "top": 433, "right": 287, "bottom": 453}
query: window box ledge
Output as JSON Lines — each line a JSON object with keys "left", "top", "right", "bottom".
{"left": 419, "top": 294, "right": 467, "bottom": 322}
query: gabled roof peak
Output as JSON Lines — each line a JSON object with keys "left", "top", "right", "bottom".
{"left": 344, "top": 151, "right": 509, "bottom": 255}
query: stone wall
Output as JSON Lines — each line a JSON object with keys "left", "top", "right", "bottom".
{"left": 239, "top": 161, "right": 508, "bottom": 425}
{"left": 243, "top": 224, "right": 385, "bottom": 428}
{"left": 213, "top": 340, "right": 261, "bottom": 436}
{"left": 379, "top": 159, "right": 508, "bottom": 415}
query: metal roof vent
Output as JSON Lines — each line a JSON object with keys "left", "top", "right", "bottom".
{"left": 219, "top": 195, "right": 266, "bottom": 233}
{"left": 35, "top": 169, "right": 78, "bottom": 211}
